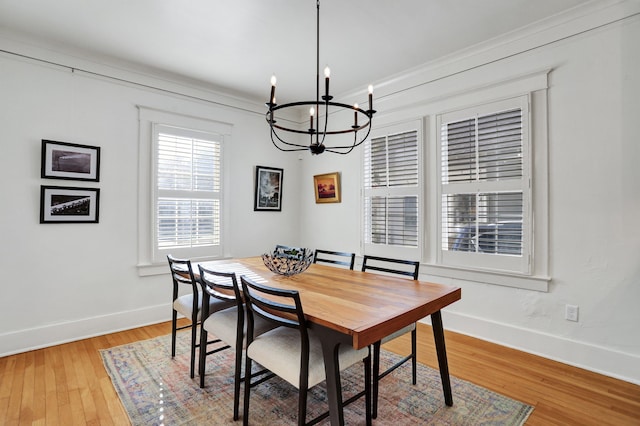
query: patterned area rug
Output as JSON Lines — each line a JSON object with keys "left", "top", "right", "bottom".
{"left": 100, "top": 332, "right": 533, "bottom": 425}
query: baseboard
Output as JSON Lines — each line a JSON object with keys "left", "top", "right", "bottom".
{"left": 0, "top": 304, "right": 169, "bottom": 357}
{"left": 422, "top": 310, "right": 640, "bottom": 386}
{"left": 4, "top": 304, "right": 638, "bottom": 387}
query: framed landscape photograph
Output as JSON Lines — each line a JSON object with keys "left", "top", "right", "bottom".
{"left": 314, "top": 172, "right": 341, "bottom": 203}
{"left": 254, "top": 165, "right": 283, "bottom": 211}
{"left": 40, "top": 186, "right": 100, "bottom": 223}
{"left": 41, "top": 139, "right": 101, "bottom": 181}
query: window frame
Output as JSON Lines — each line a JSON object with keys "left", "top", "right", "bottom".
{"left": 437, "top": 95, "right": 531, "bottom": 275}
{"left": 137, "top": 107, "right": 232, "bottom": 275}
{"left": 362, "top": 119, "right": 423, "bottom": 260}
{"left": 421, "top": 70, "right": 550, "bottom": 291}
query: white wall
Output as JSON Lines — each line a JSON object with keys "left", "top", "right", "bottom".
{"left": 1, "top": 1, "right": 639, "bottom": 386}
{"left": 0, "top": 47, "right": 301, "bottom": 355}
{"left": 300, "top": 5, "right": 640, "bottom": 384}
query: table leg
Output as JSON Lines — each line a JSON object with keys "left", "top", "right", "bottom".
{"left": 431, "top": 310, "right": 453, "bottom": 406}
{"left": 313, "top": 325, "right": 347, "bottom": 426}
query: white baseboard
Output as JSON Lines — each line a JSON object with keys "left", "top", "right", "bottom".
{"left": 0, "top": 304, "right": 170, "bottom": 357}
{"left": 4, "top": 304, "right": 638, "bottom": 387}
{"left": 420, "top": 310, "right": 640, "bottom": 386}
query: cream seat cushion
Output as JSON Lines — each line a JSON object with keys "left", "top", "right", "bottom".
{"left": 173, "top": 291, "right": 233, "bottom": 321}
{"left": 203, "top": 306, "right": 277, "bottom": 348}
{"left": 247, "top": 326, "right": 369, "bottom": 389}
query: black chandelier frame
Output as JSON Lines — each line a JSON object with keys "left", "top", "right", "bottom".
{"left": 265, "top": 0, "right": 376, "bottom": 155}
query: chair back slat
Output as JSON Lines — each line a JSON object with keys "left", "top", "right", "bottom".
{"left": 240, "top": 275, "right": 305, "bottom": 330}
{"left": 313, "top": 249, "right": 356, "bottom": 270}
{"left": 361, "top": 255, "right": 420, "bottom": 280}
{"left": 167, "top": 255, "right": 200, "bottom": 297}
{"left": 198, "top": 265, "right": 241, "bottom": 304}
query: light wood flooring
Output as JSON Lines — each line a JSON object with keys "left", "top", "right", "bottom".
{"left": 1, "top": 320, "right": 639, "bottom": 425}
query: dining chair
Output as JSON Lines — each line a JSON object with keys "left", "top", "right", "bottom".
{"left": 240, "top": 275, "right": 372, "bottom": 426}
{"left": 361, "top": 255, "right": 420, "bottom": 419}
{"left": 167, "top": 255, "right": 233, "bottom": 378}
{"left": 198, "top": 265, "right": 277, "bottom": 421}
{"left": 313, "top": 249, "right": 356, "bottom": 270}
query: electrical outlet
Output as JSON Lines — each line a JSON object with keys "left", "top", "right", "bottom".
{"left": 565, "top": 304, "right": 579, "bottom": 322}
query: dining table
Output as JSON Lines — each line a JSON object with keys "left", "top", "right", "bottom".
{"left": 196, "top": 256, "right": 462, "bottom": 426}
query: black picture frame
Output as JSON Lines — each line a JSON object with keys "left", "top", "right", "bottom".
{"left": 254, "top": 165, "right": 283, "bottom": 211}
{"left": 41, "top": 139, "right": 101, "bottom": 181}
{"left": 40, "top": 185, "right": 100, "bottom": 223}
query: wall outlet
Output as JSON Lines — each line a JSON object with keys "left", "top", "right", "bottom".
{"left": 565, "top": 304, "right": 579, "bottom": 322}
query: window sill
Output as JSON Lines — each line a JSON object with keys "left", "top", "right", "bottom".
{"left": 137, "top": 263, "right": 170, "bottom": 277}
{"left": 137, "top": 255, "right": 231, "bottom": 277}
{"left": 421, "top": 263, "right": 550, "bottom": 292}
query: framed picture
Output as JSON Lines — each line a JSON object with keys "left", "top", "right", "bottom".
{"left": 40, "top": 185, "right": 100, "bottom": 223}
{"left": 41, "top": 139, "right": 101, "bottom": 181}
{"left": 314, "top": 172, "right": 341, "bottom": 203}
{"left": 254, "top": 165, "right": 283, "bottom": 211}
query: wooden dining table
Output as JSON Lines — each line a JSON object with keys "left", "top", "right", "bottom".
{"left": 197, "top": 256, "right": 461, "bottom": 426}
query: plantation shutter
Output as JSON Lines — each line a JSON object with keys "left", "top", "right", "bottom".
{"left": 439, "top": 96, "right": 530, "bottom": 273}
{"left": 364, "top": 127, "right": 419, "bottom": 248}
{"left": 156, "top": 125, "right": 222, "bottom": 251}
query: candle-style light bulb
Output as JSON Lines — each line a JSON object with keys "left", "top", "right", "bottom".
{"left": 269, "top": 75, "right": 277, "bottom": 104}
{"left": 324, "top": 66, "right": 331, "bottom": 99}
{"left": 310, "top": 107, "right": 315, "bottom": 130}
{"left": 368, "top": 84, "right": 373, "bottom": 111}
{"left": 353, "top": 103, "right": 359, "bottom": 127}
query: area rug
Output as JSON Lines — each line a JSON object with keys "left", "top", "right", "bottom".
{"left": 100, "top": 332, "right": 533, "bottom": 425}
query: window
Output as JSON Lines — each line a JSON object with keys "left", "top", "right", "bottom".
{"left": 137, "top": 106, "right": 232, "bottom": 273}
{"left": 437, "top": 96, "right": 530, "bottom": 274}
{"left": 153, "top": 125, "right": 223, "bottom": 260}
{"left": 363, "top": 121, "right": 421, "bottom": 257}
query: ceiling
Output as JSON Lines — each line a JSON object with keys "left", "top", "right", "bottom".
{"left": 0, "top": 0, "right": 592, "bottom": 104}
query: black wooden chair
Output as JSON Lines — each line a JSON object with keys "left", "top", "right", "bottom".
{"left": 361, "top": 255, "right": 420, "bottom": 419}
{"left": 313, "top": 249, "right": 356, "bottom": 270}
{"left": 198, "top": 265, "right": 277, "bottom": 420}
{"left": 167, "top": 255, "right": 233, "bottom": 378}
{"left": 240, "top": 275, "right": 372, "bottom": 426}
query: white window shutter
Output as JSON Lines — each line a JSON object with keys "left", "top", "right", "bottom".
{"left": 439, "top": 96, "right": 530, "bottom": 273}
{"left": 155, "top": 125, "right": 222, "bottom": 255}
{"left": 364, "top": 126, "right": 419, "bottom": 249}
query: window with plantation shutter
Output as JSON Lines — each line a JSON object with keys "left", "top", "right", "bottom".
{"left": 438, "top": 96, "right": 530, "bottom": 273}
{"left": 364, "top": 121, "right": 420, "bottom": 254}
{"left": 154, "top": 124, "right": 223, "bottom": 258}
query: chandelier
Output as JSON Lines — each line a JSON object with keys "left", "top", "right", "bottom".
{"left": 266, "top": 0, "right": 376, "bottom": 155}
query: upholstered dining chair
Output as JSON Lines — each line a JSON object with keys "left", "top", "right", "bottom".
{"left": 240, "top": 275, "right": 372, "bottom": 426}
{"left": 197, "top": 265, "right": 277, "bottom": 421}
{"left": 361, "top": 255, "right": 420, "bottom": 419}
{"left": 167, "top": 255, "right": 233, "bottom": 378}
{"left": 313, "top": 249, "right": 356, "bottom": 270}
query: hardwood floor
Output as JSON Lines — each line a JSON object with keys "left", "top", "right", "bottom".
{"left": 1, "top": 320, "right": 638, "bottom": 425}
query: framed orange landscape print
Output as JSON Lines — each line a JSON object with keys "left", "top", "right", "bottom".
{"left": 314, "top": 172, "right": 341, "bottom": 203}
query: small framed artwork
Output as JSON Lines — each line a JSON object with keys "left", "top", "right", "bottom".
{"left": 40, "top": 185, "right": 100, "bottom": 223}
{"left": 314, "top": 172, "right": 341, "bottom": 203}
{"left": 41, "top": 139, "right": 101, "bottom": 181}
{"left": 254, "top": 165, "right": 283, "bottom": 211}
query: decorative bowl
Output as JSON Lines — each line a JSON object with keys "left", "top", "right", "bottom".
{"left": 261, "top": 249, "right": 314, "bottom": 276}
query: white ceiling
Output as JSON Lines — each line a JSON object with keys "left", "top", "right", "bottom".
{"left": 0, "top": 0, "right": 592, "bottom": 103}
